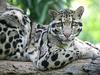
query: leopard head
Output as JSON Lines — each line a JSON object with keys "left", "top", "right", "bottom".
{"left": 48, "top": 6, "right": 84, "bottom": 42}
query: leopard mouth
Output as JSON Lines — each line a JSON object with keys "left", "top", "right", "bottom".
{"left": 56, "top": 35, "right": 69, "bottom": 41}
{"left": 57, "top": 34, "right": 75, "bottom": 42}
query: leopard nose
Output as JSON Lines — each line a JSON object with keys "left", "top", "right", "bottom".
{"left": 64, "top": 33, "right": 71, "bottom": 38}
{"left": 63, "top": 28, "right": 71, "bottom": 38}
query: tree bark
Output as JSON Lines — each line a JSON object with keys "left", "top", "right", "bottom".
{"left": 0, "top": 0, "right": 6, "bottom": 12}
{"left": 0, "top": 59, "right": 92, "bottom": 75}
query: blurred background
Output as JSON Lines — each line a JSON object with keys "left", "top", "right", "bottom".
{"left": 8, "top": 0, "right": 100, "bottom": 44}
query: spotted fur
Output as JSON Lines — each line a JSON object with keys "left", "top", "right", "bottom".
{"left": 0, "top": 8, "right": 31, "bottom": 61}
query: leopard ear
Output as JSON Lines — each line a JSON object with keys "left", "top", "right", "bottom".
{"left": 73, "top": 6, "right": 84, "bottom": 19}
{"left": 48, "top": 9, "right": 59, "bottom": 18}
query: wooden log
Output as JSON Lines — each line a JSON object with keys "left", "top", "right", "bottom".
{"left": 0, "top": 59, "right": 92, "bottom": 75}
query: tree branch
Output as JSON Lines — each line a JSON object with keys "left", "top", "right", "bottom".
{"left": 0, "top": 0, "right": 6, "bottom": 12}
{"left": 0, "top": 59, "right": 93, "bottom": 75}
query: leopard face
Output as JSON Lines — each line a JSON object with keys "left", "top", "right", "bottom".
{"left": 48, "top": 6, "right": 84, "bottom": 43}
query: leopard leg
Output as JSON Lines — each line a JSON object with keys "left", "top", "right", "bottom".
{"left": 35, "top": 49, "right": 79, "bottom": 71}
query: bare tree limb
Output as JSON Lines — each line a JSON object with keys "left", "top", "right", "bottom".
{"left": 0, "top": 59, "right": 91, "bottom": 75}
{"left": 0, "top": 0, "right": 6, "bottom": 12}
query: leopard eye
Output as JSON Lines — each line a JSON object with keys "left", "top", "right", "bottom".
{"left": 56, "top": 27, "right": 61, "bottom": 31}
{"left": 52, "top": 29, "right": 59, "bottom": 34}
{"left": 51, "top": 22, "right": 62, "bottom": 28}
{"left": 72, "top": 21, "right": 82, "bottom": 27}
{"left": 72, "top": 22, "right": 78, "bottom": 26}
{"left": 56, "top": 22, "right": 62, "bottom": 27}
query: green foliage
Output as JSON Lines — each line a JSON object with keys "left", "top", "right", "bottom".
{"left": 79, "top": 0, "right": 100, "bottom": 43}
{"left": 8, "top": 0, "right": 70, "bottom": 24}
